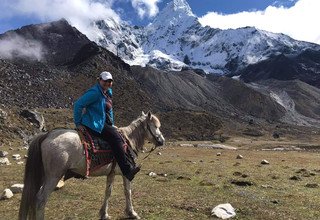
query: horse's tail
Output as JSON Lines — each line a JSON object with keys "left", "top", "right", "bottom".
{"left": 18, "top": 132, "right": 49, "bottom": 220}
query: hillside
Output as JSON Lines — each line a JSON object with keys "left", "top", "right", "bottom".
{"left": 0, "top": 19, "right": 320, "bottom": 144}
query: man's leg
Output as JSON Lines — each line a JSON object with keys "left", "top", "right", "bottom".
{"left": 101, "top": 125, "right": 139, "bottom": 181}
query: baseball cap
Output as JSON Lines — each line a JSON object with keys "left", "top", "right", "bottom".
{"left": 100, "top": 71, "right": 113, "bottom": 81}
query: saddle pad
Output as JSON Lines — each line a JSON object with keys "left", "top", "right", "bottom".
{"left": 78, "top": 129, "right": 115, "bottom": 176}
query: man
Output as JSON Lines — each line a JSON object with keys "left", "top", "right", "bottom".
{"left": 74, "top": 71, "right": 140, "bottom": 181}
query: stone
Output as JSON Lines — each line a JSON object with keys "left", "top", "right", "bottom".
{"left": 261, "top": 160, "right": 270, "bottom": 165}
{"left": 0, "top": 157, "right": 11, "bottom": 165}
{"left": 1, "top": 189, "right": 13, "bottom": 200}
{"left": 20, "top": 109, "right": 46, "bottom": 131}
{"left": 55, "top": 180, "right": 65, "bottom": 190}
{"left": 236, "top": 154, "right": 243, "bottom": 159}
{"left": 0, "top": 151, "right": 8, "bottom": 157}
{"left": 148, "top": 172, "right": 157, "bottom": 177}
{"left": 12, "top": 154, "right": 21, "bottom": 160}
{"left": 10, "top": 184, "right": 24, "bottom": 193}
{"left": 211, "top": 203, "right": 236, "bottom": 219}
{"left": 178, "top": 143, "right": 194, "bottom": 147}
{"left": 305, "top": 183, "right": 319, "bottom": 188}
{"left": 217, "top": 152, "right": 222, "bottom": 156}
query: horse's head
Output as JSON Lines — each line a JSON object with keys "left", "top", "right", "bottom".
{"left": 142, "top": 111, "right": 165, "bottom": 147}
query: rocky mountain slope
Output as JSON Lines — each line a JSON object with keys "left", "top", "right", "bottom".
{"left": 0, "top": 19, "right": 320, "bottom": 142}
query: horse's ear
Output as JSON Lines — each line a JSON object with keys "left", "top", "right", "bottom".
{"left": 147, "top": 111, "right": 152, "bottom": 119}
{"left": 142, "top": 111, "right": 146, "bottom": 116}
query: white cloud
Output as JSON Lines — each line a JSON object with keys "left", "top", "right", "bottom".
{"left": 0, "top": 0, "right": 121, "bottom": 41}
{"left": 0, "top": 34, "right": 44, "bottom": 61}
{"left": 199, "top": 0, "right": 320, "bottom": 44}
{"left": 131, "top": 0, "right": 161, "bottom": 19}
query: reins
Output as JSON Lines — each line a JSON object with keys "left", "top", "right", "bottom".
{"left": 141, "top": 145, "right": 157, "bottom": 160}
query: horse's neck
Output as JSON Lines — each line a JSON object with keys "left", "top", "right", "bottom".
{"left": 121, "top": 119, "right": 146, "bottom": 152}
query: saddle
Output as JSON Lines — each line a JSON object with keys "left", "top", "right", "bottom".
{"left": 77, "top": 128, "right": 136, "bottom": 177}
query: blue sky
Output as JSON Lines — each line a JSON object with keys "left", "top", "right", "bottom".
{"left": 114, "top": 0, "right": 298, "bottom": 26}
{"left": 0, "top": 0, "right": 319, "bottom": 44}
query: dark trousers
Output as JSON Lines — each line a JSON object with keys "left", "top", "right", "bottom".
{"left": 85, "top": 124, "right": 133, "bottom": 175}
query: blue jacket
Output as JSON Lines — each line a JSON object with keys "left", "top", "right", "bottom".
{"left": 73, "top": 83, "right": 114, "bottom": 133}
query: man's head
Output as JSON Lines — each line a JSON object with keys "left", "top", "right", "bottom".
{"left": 99, "top": 71, "right": 113, "bottom": 90}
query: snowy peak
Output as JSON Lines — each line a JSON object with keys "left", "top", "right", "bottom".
{"left": 152, "top": 0, "right": 195, "bottom": 26}
{"left": 171, "top": 0, "right": 194, "bottom": 16}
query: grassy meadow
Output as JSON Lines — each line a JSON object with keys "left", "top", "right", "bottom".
{"left": 1, "top": 139, "right": 320, "bottom": 219}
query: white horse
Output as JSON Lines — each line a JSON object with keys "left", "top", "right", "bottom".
{"left": 18, "top": 111, "right": 165, "bottom": 220}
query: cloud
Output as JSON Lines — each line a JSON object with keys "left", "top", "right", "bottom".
{"left": 0, "top": 34, "right": 44, "bottom": 61}
{"left": 199, "top": 0, "right": 320, "bottom": 44}
{"left": 0, "top": 0, "right": 121, "bottom": 41}
{"left": 131, "top": 0, "right": 161, "bottom": 19}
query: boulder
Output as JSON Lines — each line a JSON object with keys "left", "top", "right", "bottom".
{"left": 20, "top": 109, "right": 46, "bottom": 131}
{"left": 211, "top": 203, "right": 236, "bottom": 219}
{"left": 1, "top": 189, "right": 13, "bottom": 200}
{"left": 0, "top": 151, "right": 8, "bottom": 157}
{"left": 10, "top": 184, "right": 24, "bottom": 193}
{"left": 0, "top": 158, "right": 11, "bottom": 165}
{"left": 12, "top": 154, "right": 21, "bottom": 160}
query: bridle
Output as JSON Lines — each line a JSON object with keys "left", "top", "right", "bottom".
{"left": 147, "top": 122, "right": 160, "bottom": 144}
{"left": 142, "top": 120, "right": 163, "bottom": 160}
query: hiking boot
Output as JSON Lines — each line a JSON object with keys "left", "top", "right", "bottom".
{"left": 125, "top": 165, "right": 141, "bottom": 181}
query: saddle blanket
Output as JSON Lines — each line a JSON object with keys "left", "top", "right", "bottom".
{"left": 78, "top": 129, "right": 116, "bottom": 176}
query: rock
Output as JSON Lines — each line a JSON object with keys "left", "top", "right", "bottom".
{"left": 197, "top": 143, "right": 237, "bottom": 150}
{"left": 0, "top": 151, "right": 8, "bottom": 157}
{"left": 230, "top": 179, "right": 254, "bottom": 186}
{"left": 177, "top": 176, "right": 191, "bottom": 180}
{"left": 1, "top": 189, "right": 13, "bottom": 200}
{"left": 289, "top": 176, "right": 302, "bottom": 181}
{"left": 236, "top": 154, "right": 243, "bottom": 159}
{"left": 273, "top": 132, "right": 280, "bottom": 138}
{"left": 261, "top": 160, "right": 270, "bottom": 165}
{"left": 305, "top": 183, "right": 319, "bottom": 188}
{"left": 17, "top": 161, "right": 24, "bottom": 165}
{"left": 20, "top": 109, "right": 46, "bottom": 131}
{"left": 10, "top": 184, "right": 24, "bottom": 193}
{"left": 55, "top": 180, "right": 65, "bottom": 190}
{"left": 211, "top": 203, "right": 236, "bottom": 219}
{"left": 217, "top": 152, "right": 222, "bottom": 156}
{"left": 12, "top": 154, "right": 21, "bottom": 160}
{"left": 178, "top": 143, "right": 194, "bottom": 147}
{"left": 157, "top": 152, "right": 162, "bottom": 155}
{"left": 0, "top": 157, "right": 11, "bottom": 165}
{"left": 148, "top": 172, "right": 157, "bottom": 177}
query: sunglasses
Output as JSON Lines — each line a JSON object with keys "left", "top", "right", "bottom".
{"left": 102, "top": 79, "right": 113, "bottom": 83}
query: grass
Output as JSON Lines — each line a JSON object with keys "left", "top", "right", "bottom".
{"left": 1, "top": 142, "right": 320, "bottom": 220}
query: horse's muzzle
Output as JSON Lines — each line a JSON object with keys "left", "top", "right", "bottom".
{"left": 156, "top": 137, "right": 165, "bottom": 146}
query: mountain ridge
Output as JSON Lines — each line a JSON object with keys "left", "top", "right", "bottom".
{"left": 93, "top": 0, "right": 320, "bottom": 81}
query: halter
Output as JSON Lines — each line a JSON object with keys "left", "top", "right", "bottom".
{"left": 142, "top": 120, "right": 162, "bottom": 160}
{"left": 147, "top": 121, "right": 159, "bottom": 143}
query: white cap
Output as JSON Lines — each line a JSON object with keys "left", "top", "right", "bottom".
{"left": 100, "top": 71, "right": 113, "bottom": 81}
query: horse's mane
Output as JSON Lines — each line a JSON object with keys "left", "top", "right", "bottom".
{"left": 119, "top": 113, "right": 161, "bottom": 152}
{"left": 119, "top": 114, "right": 147, "bottom": 152}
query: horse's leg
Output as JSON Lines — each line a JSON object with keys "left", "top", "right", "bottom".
{"left": 35, "top": 176, "right": 61, "bottom": 220}
{"left": 123, "top": 177, "right": 140, "bottom": 219}
{"left": 99, "top": 171, "right": 116, "bottom": 220}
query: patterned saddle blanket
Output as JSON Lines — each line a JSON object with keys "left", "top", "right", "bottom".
{"left": 78, "top": 128, "right": 123, "bottom": 176}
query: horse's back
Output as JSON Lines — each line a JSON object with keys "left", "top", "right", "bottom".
{"left": 41, "top": 128, "right": 85, "bottom": 173}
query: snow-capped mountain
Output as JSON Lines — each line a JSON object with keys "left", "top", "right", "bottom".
{"left": 95, "top": 0, "right": 320, "bottom": 74}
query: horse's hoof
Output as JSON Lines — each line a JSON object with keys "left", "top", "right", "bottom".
{"left": 126, "top": 211, "right": 140, "bottom": 219}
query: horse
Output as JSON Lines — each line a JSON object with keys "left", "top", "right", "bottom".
{"left": 18, "top": 111, "right": 165, "bottom": 220}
